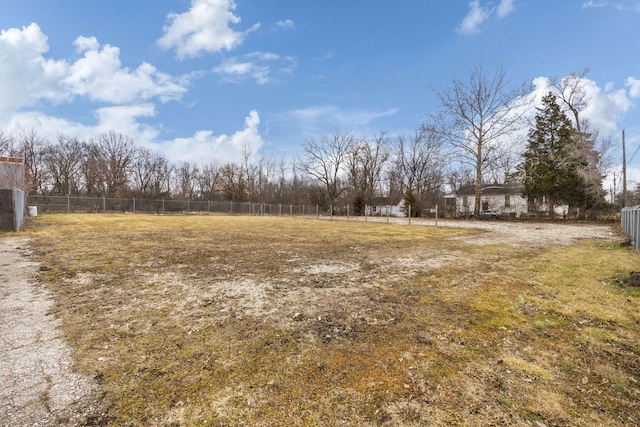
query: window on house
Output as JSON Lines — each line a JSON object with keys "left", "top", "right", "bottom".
{"left": 505, "top": 195, "right": 511, "bottom": 207}
{"left": 463, "top": 196, "right": 468, "bottom": 207}
{"left": 482, "top": 202, "right": 489, "bottom": 211}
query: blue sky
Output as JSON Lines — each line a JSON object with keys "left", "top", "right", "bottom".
{"left": 1, "top": 0, "right": 639, "bottom": 190}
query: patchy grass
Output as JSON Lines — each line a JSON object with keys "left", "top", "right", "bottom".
{"left": 21, "top": 214, "right": 640, "bottom": 426}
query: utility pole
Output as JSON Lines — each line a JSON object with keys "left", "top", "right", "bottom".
{"left": 622, "top": 130, "right": 627, "bottom": 208}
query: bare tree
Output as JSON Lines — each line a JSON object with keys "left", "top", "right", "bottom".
{"left": 393, "top": 128, "right": 446, "bottom": 215}
{"left": 87, "top": 131, "right": 137, "bottom": 196}
{"left": 300, "top": 130, "right": 354, "bottom": 210}
{"left": 46, "top": 134, "right": 86, "bottom": 195}
{"left": 254, "top": 154, "right": 276, "bottom": 203}
{"left": 173, "top": 161, "right": 200, "bottom": 200}
{"left": 347, "top": 131, "right": 391, "bottom": 214}
{"left": 446, "top": 166, "right": 474, "bottom": 193}
{"left": 16, "top": 128, "right": 50, "bottom": 194}
{"left": 289, "top": 158, "right": 309, "bottom": 205}
{"left": 217, "top": 163, "right": 246, "bottom": 202}
{"left": 550, "top": 68, "right": 590, "bottom": 135}
{"left": 430, "top": 65, "right": 530, "bottom": 216}
{"left": 131, "top": 147, "right": 171, "bottom": 198}
{"left": 198, "top": 162, "right": 221, "bottom": 200}
{"left": 0, "top": 128, "right": 14, "bottom": 156}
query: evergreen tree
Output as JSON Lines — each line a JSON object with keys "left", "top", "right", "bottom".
{"left": 520, "top": 92, "right": 586, "bottom": 217}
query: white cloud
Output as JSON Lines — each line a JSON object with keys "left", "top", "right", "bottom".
{"left": 457, "top": 1, "right": 492, "bottom": 35}
{"left": 496, "top": 0, "right": 516, "bottom": 18}
{"left": 0, "top": 23, "right": 69, "bottom": 119}
{"left": 279, "top": 105, "right": 398, "bottom": 139}
{"left": 273, "top": 19, "right": 295, "bottom": 31}
{"left": 93, "top": 104, "right": 159, "bottom": 140}
{"left": 64, "top": 37, "right": 188, "bottom": 104}
{"left": 528, "top": 76, "right": 633, "bottom": 135}
{"left": 581, "top": 86, "right": 632, "bottom": 134}
{"left": 6, "top": 107, "right": 264, "bottom": 166}
{"left": 626, "top": 77, "right": 640, "bottom": 98}
{"left": 213, "top": 52, "right": 296, "bottom": 85}
{"left": 152, "top": 110, "right": 264, "bottom": 164}
{"left": 0, "top": 23, "right": 188, "bottom": 125}
{"left": 583, "top": 0, "right": 609, "bottom": 7}
{"left": 583, "top": 0, "right": 640, "bottom": 10}
{"left": 4, "top": 104, "right": 160, "bottom": 146}
{"left": 0, "top": 22, "right": 262, "bottom": 167}
{"left": 157, "top": 0, "right": 259, "bottom": 59}
{"left": 457, "top": 0, "right": 516, "bottom": 35}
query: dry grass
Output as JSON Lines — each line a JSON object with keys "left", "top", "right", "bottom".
{"left": 21, "top": 214, "right": 640, "bottom": 426}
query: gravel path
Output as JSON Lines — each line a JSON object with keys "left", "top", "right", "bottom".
{"left": 318, "top": 216, "right": 620, "bottom": 248}
{"left": 0, "top": 237, "right": 97, "bottom": 426}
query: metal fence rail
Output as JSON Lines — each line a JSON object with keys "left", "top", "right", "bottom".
{"left": 0, "top": 188, "right": 25, "bottom": 232}
{"left": 621, "top": 206, "right": 640, "bottom": 250}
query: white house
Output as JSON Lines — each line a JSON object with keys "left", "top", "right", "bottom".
{"left": 365, "top": 197, "right": 406, "bottom": 217}
{"left": 455, "top": 183, "right": 570, "bottom": 218}
{"left": 456, "top": 183, "right": 528, "bottom": 218}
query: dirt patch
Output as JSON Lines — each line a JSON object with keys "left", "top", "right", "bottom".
{"left": 0, "top": 236, "right": 102, "bottom": 426}
{"left": 327, "top": 216, "right": 619, "bottom": 248}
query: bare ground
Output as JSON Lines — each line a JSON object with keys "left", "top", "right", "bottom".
{"left": 0, "top": 217, "right": 630, "bottom": 425}
{"left": 320, "top": 216, "right": 619, "bottom": 248}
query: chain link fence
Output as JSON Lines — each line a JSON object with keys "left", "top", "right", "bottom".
{"left": 0, "top": 189, "right": 26, "bottom": 232}
{"left": 621, "top": 205, "right": 640, "bottom": 250}
{"left": 28, "top": 195, "right": 337, "bottom": 218}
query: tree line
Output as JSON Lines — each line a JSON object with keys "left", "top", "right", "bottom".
{"left": 0, "top": 67, "right": 622, "bottom": 216}
{"left": 0, "top": 125, "right": 453, "bottom": 211}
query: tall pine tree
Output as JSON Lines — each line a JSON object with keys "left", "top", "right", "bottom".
{"left": 520, "top": 92, "right": 586, "bottom": 217}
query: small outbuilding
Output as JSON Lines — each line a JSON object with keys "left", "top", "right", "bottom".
{"left": 365, "top": 197, "right": 406, "bottom": 217}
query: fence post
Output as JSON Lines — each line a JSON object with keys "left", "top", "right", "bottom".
{"left": 67, "top": 194, "right": 70, "bottom": 212}
{"left": 347, "top": 204, "right": 350, "bottom": 222}
{"left": 162, "top": 198, "right": 165, "bottom": 214}
{"left": 103, "top": 195, "right": 106, "bottom": 212}
{"left": 302, "top": 205, "right": 305, "bottom": 218}
{"left": 290, "top": 205, "right": 293, "bottom": 216}
{"left": 230, "top": 201, "right": 233, "bottom": 214}
{"left": 330, "top": 205, "right": 333, "bottom": 221}
{"left": 316, "top": 204, "right": 319, "bottom": 219}
{"left": 408, "top": 205, "right": 411, "bottom": 225}
{"left": 133, "top": 197, "right": 136, "bottom": 214}
{"left": 364, "top": 205, "right": 367, "bottom": 222}
{"left": 435, "top": 204, "right": 438, "bottom": 227}
{"left": 387, "top": 205, "right": 390, "bottom": 223}
{"left": 208, "top": 200, "right": 211, "bottom": 212}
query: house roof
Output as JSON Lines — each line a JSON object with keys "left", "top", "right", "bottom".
{"left": 370, "top": 196, "right": 403, "bottom": 206}
{"left": 0, "top": 157, "right": 25, "bottom": 163}
{"left": 456, "top": 182, "right": 524, "bottom": 196}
